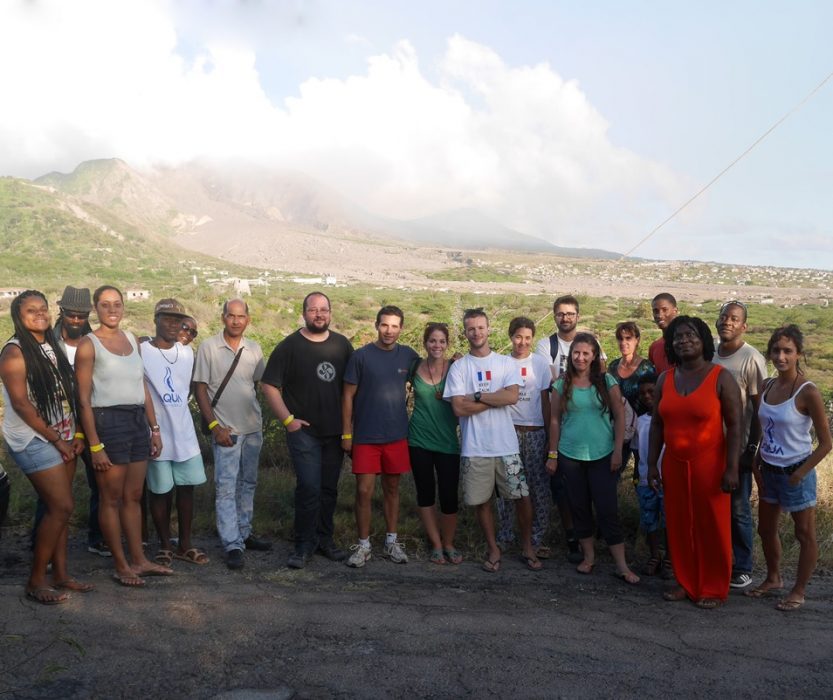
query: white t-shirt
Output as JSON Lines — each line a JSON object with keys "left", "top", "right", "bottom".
{"left": 142, "top": 341, "right": 201, "bottom": 462}
{"left": 507, "top": 353, "right": 551, "bottom": 427}
{"left": 534, "top": 334, "right": 572, "bottom": 381}
{"left": 713, "top": 342, "right": 768, "bottom": 445}
{"left": 443, "top": 352, "right": 521, "bottom": 457}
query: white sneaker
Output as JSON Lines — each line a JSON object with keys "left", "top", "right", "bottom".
{"left": 383, "top": 540, "right": 408, "bottom": 564}
{"left": 346, "top": 543, "right": 372, "bottom": 568}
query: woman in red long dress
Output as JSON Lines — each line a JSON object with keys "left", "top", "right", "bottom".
{"left": 648, "top": 316, "right": 741, "bottom": 608}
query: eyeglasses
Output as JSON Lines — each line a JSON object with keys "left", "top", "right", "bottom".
{"left": 555, "top": 312, "right": 577, "bottom": 319}
{"left": 180, "top": 324, "right": 198, "bottom": 338}
{"left": 720, "top": 300, "right": 748, "bottom": 313}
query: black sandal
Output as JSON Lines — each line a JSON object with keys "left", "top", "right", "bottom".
{"left": 643, "top": 554, "right": 663, "bottom": 576}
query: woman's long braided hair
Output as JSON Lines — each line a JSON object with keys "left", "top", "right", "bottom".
{"left": 8, "top": 290, "right": 77, "bottom": 425}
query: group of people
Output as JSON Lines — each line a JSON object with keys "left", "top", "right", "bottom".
{"left": 1, "top": 287, "right": 830, "bottom": 614}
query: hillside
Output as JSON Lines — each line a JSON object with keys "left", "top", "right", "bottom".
{"left": 0, "top": 176, "right": 251, "bottom": 292}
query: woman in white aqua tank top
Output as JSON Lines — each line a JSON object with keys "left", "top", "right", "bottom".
{"left": 75, "top": 286, "right": 172, "bottom": 586}
{"left": 746, "top": 325, "right": 831, "bottom": 611}
{"left": 0, "top": 291, "right": 94, "bottom": 604}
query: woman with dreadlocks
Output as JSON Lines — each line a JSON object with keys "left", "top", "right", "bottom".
{"left": 0, "top": 290, "right": 93, "bottom": 604}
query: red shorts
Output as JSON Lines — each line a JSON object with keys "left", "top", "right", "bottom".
{"left": 351, "top": 439, "right": 411, "bottom": 475}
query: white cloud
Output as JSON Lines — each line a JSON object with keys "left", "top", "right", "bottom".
{"left": 0, "top": 1, "right": 685, "bottom": 253}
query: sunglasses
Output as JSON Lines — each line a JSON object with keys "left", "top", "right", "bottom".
{"left": 64, "top": 312, "right": 90, "bottom": 320}
{"left": 180, "top": 324, "right": 198, "bottom": 338}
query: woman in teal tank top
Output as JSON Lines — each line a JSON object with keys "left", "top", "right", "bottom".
{"left": 408, "top": 323, "right": 462, "bottom": 565}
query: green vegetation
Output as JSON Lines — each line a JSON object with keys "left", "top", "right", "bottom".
{"left": 1, "top": 173, "right": 832, "bottom": 569}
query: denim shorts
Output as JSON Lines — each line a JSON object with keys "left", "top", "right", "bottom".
{"left": 760, "top": 462, "right": 817, "bottom": 513}
{"left": 93, "top": 405, "right": 151, "bottom": 464}
{"left": 635, "top": 483, "right": 665, "bottom": 533}
{"left": 5, "top": 437, "right": 65, "bottom": 475}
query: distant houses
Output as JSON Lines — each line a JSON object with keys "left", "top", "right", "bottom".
{"left": 125, "top": 289, "right": 150, "bottom": 301}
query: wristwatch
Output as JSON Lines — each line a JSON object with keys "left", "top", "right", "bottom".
{"left": 474, "top": 391, "right": 482, "bottom": 403}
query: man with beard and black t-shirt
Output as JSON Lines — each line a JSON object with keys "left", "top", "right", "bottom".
{"left": 262, "top": 292, "right": 354, "bottom": 569}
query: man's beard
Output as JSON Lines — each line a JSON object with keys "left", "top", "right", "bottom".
{"left": 64, "top": 324, "right": 84, "bottom": 340}
{"left": 305, "top": 320, "right": 329, "bottom": 335}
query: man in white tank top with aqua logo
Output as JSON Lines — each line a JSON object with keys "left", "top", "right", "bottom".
{"left": 142, "top": 299, "right": 208, "bottom": 568}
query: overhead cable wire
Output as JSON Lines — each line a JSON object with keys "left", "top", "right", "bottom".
{"left": 620, "top": 69, "right": 833, "bottom": 260}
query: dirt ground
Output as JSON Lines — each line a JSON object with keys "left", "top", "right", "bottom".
{"left": 2, "top": 530, "right": 832, "bottom": 699}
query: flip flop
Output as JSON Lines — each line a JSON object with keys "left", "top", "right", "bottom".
{"left": 133, "top": 565, "right": 174, "bottom": 577}
{"left": 481, "top": 557, "right": 501, "bottom": 573}
{"left": 112, "top": 573, "right": 146, "bottom": 587}
{"left": 428, "top": 549, "right": 447, "bottom": 565}
{"left": 576, "top": 561, "right": 595, "bottom": 575}
{"left": 519, "top": 554, "right": 543, "bottom": 571}
{"left": 54, "top": 578, "right": 96, "bottom": 593}
{"left": 744, "top": 584, "right": 783, "bottom": 599}
{"left": 25, "top": 586, "right": 69, "bottom": 605}
{"left": 442, "top": 548, "right": 463, "bottom": 565}
{"left": 612, "top": 571, "right": 640, "bottom": 585}
{"left": 775, "top": 597, "right": 804, "bottom": 612}
{"left": 173, "top": 548, "right": 210, "bottom": 565}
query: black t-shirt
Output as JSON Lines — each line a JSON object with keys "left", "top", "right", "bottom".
{"left": 262, "top": 330, "right": 354, "bottom": 437}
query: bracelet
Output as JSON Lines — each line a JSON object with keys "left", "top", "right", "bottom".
{"left": 150, "top": 424, "right": 160, "bottom": 432}
{"left": 341, "top": 433, "right": 353, "bottom": 440}
{"left": 547, "top": 451, "right": 558, "bottom": 459}
{"left": 746, "top": 443, "right": 759, "bottom": 452}
{"left": 282, "top": 414, "right": 295, "bottom": 427}
{"left": 90, "top": 443, "right": 105, "bottom": 453}
{"left": 74, "top": 431, "right": 86, "bottom": 440}
{"left": 207, "top": 420, "right": 219, "bottom": 431}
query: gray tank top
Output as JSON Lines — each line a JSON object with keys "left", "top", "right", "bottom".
{"left": 89, "top": 332, "right": 146, "bottom": 407}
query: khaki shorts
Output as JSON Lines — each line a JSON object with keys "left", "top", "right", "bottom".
{"left": 461, "top": 454, "right": 528, "bottom": 506}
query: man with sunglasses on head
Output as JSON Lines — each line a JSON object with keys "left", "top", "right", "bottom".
{"left": 31, "top": 287, "right": 109, "bottom": 556}
{"left": 262, "top": 292, "right": 354, "bottom": 569}
{"left": 713, "top": 300, "right": 767, "bottom": 589}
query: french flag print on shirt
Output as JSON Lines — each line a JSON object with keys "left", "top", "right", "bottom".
{"left": 477, "top": 370, "right": 492, "bottom": 382}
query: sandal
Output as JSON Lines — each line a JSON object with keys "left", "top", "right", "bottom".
{"left": 744, "top": 582, "right": 783, "bottom": 599}
{"left": 173, "top": 548, "right": 209, "bottom": 565}
{"left": 535, "top": 545, "right": 552, "bottom": 560}
{"left": 154, "top": 549, "right": 174, "bottom": 566}
{"left": 775, "top": 597, "right": 804, "bottom": 612}
{"left": 481, "top": 557, "right": 501, "bottom": 573}
{"left": 694, "top": 597, "right": 724, "bottom": 610}
{"left": 643, "top": 554, "right": 663, "bottom": 576}
{"left": 613, "top": 571, "right": 640, "bottom": 585}
{"left": 442, "top": 548, "right": 463, "bottom": 565}
{"left": 519, "top": 554, "right": 543, "bottom": 572}
{"left": 576, "top": 560, "right": 595, "bottom": 575}
{"left": 429, "top": 549, "right": 447, "bottom": 565}
{"left": 25, "top": 586, "right": 69, "bottom": 605}
{"left": 54, "top": 578, "right": 96, "bottom": 593}
{"left": 112, "top": 572, "right": 146, "bottom": 587}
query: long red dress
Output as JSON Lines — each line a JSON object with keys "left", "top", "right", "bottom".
{"left": 659, "top": 365, "right": 732, "bottom": 601}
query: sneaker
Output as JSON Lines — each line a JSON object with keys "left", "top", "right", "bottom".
{"left": 226, "top": 548, "right": 244, "bottom": 570}
{"left": 346, "top": 543, "right": 372, "bottom": 568}
{"left": 287, "top": 551, "right": 311, "bottom": 570}
{"left": 566, "top": 539, "right": 584, "bottom": 564}
{"left": 383, "top": 540, "right": 408, "bottom": 564}
{"left": 730, "top": 573, "right": 753, "bottom": 589}
{"left": 317, "top": 542, "right": 348, "bottom": 562}
{"left": 87, "top": 542, "right": 112, "bottom": 557}
{"left": 244, "top": 534, "right": 272, "bottom": 551}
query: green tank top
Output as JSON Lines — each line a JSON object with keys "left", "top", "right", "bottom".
{"left": 408, "top": 372, "right": 460, "bottom": 454}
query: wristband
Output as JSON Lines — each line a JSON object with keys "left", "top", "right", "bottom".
{"left": 341, "top": 434, "right": 353, "bottom": 440}
{"left": 282, "top": 414, "right": 295, "bottom": 427}
{"left": 208, "top": 420, "right": 219, "bottom": 431}
{"left": 74, "top": 432, "right": 86, "bottom": 440}
{"left": 547, "top": 451, "right": 558, "bottom": 459}
{"left": 90, "top": 443, "right": 105, "bottom": 453}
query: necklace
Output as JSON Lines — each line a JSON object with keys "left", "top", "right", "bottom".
{"left": 426, "top": 358, "right": 446, "bottom": 399}
{"left": 154, "top": 342, "right": 179, "bottom": 365}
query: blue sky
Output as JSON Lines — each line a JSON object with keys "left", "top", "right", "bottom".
{"left": 1, "top": 0, "right": 831, "bottom": 268}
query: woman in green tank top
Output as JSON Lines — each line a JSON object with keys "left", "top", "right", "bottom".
{"left": 407, "top": 322, "right": 462, "bottom": 565}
